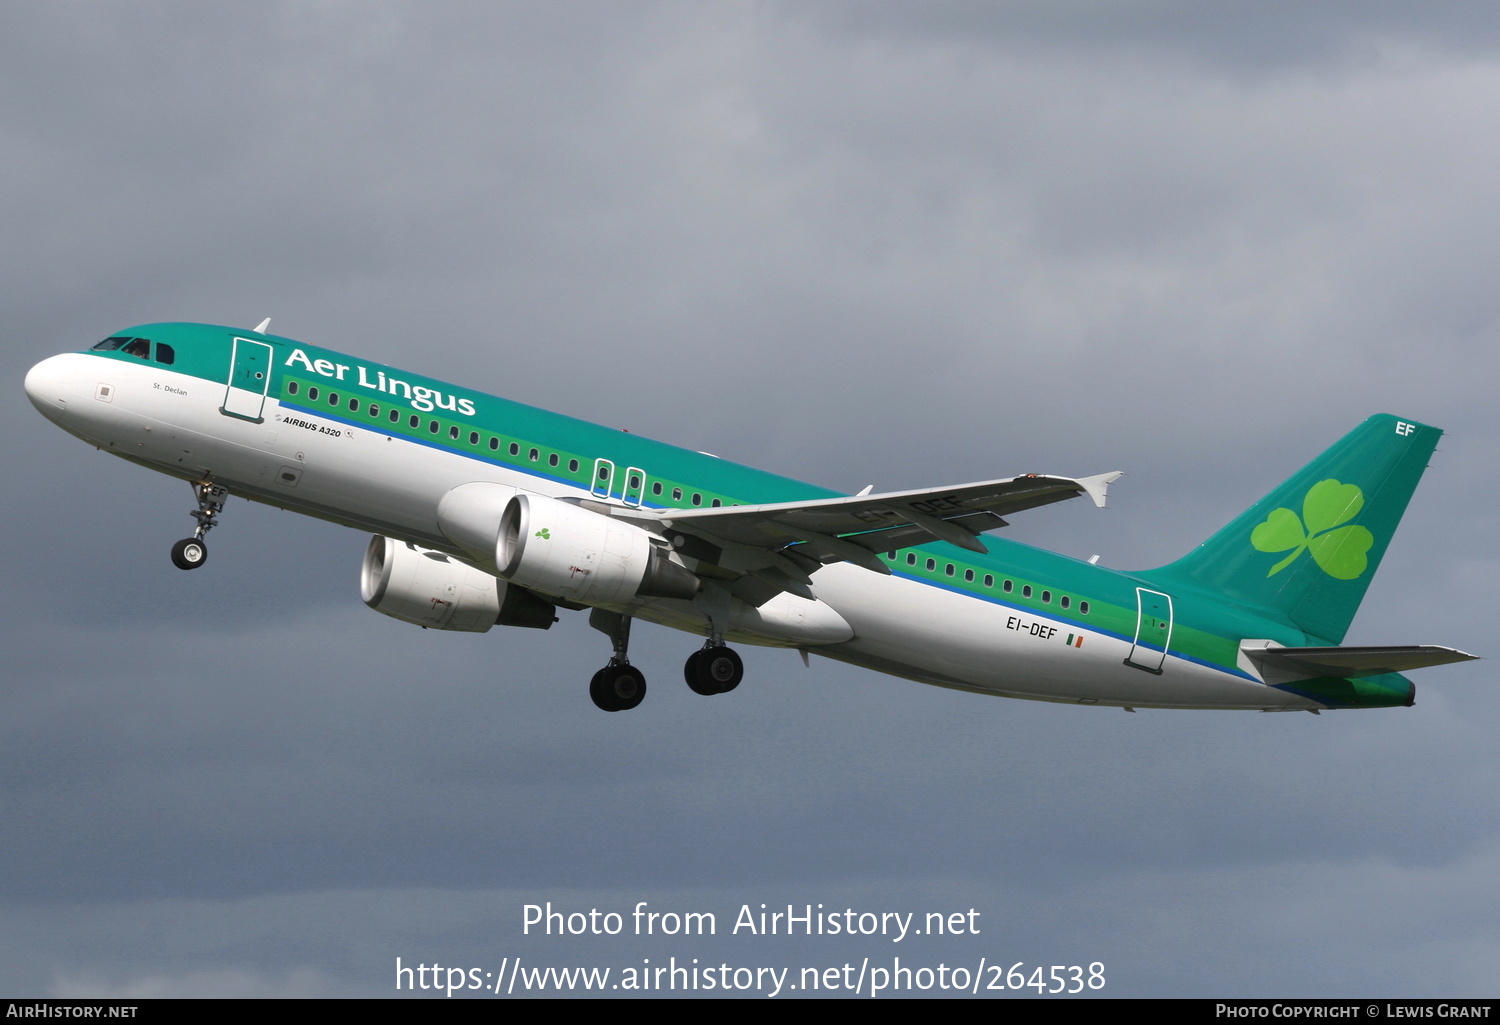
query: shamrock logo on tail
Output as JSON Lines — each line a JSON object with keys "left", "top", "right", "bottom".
{"left": 1250, "top": 479, "right": 1374, "bottom": 580}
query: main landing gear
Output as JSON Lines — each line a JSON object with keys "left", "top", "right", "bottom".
{"left": 170, "top": 481, "right": 227, "bottom": 571}
{"left": 588, "top": 609, "right": 647, "bottom": 712}
{"left": 684, "top": 643, "right": 743, "bottom": 696}
{"left": 585, "top": 609, "right": 746, "bottom": 712}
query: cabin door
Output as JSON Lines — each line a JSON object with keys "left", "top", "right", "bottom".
{"left": 1125, "top": 587, "right": 1174, "bottom": 674}
{"left": 222, "top": 337, "right": 274, "bottom": 422}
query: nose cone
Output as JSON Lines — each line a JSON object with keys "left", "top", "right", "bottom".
{"left": 25, "top": 353, "right": 76, "bottom": 424}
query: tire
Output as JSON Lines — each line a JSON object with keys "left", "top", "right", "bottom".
{"left": 685, "top": 646, "right": 743, "bottom": 694}
{"left": 591, "top": 666, "right": 646, "bottom": 711}
{"left": 170, "top": 538, "right": 208, "bottom": 571}
{"left": 683, "top": 649, "right": 718, "bottom": 696}
{"left": 607, "top": 667, "right": 646, "bottom": 711}
{"left": 703, "top": 647, "right": 743, "bottom": 692}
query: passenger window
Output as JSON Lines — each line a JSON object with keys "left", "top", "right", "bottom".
{"left": 983, "top": 575, "right": 993, "bottom": 588}
{"left": 509, "top": 443, "right": 520, "bottom": 456}
{"left": 569, "top": 459, "right": 579, "bottom": 472}
{"left": 287, "top": 382, "right": 299, "bottom": 396}
{"left": 711, "top": 498, "right": 721, "bottom": 507}
{"left": 448, "top": 426, "right": 458, "bottom": 440}
{"left": 1003, "top": 580, "right": 1013, "bottom": 593}
{"left": 945, "top": 564, "right": 955, "bottom": 576}
{"left": 428, "top": 421, "right": 439, "bottom": 434}
{"left": 1060, "top": 596, "right": 1070, "bottom": 609}
{"left": 1080, "top": 601, "right": 1090, "bottom": 615}
{"left": 549, "top": 453, "right": 559, "bottom": 467}
{"left": 409, "top": 414, "right": 419, "bottom": 429}
{"left": 629, "top": 474, "right": 640, "bottom": 489}
{"left": 964, "top": 569, "right": 974, "bottom": 582}
{"left": 369, "top": 404, "right": 380, "bottom": 417}
{"left": 328, "top": 392, "right": 339, "bottom": 405}
{"left": 907, "top": 553, "right": 917, "bottom": 566}
{"left": 691, "top": 493, "right": 702, "bottom": 506}
{"left": 349, "top": 397, "right": 359, "bottom": 412}
{"left": 598, "top": 465, "right": 609, "bottom": 480}
{"left": 529, "top": 448, "right": 539, "bottom": 461}
{"left": 672, "top": 488, "right": 682, "bottom": 501}
{"left": 652, "top": 482, "right": 662, "bottom": 496}
{"left": 1022, "top": 585, "right": 1032, "bottom": 598}
{"left": 1041, "top": 590, "right": 1051, "bottom": 603}
{"left": 154, "top": 344, "right": 175, "bottom": 365}
{"left": 925, "top": 558, "right": 935, "bottom": 571}
{"left": 390, "top": 409, "right": 400, "bottom": 423}
{"left": 489, "top": 437, "right": 499, "bottom": 450}
{"left": 309, "top": 387, "right": 320, "bottom": 401}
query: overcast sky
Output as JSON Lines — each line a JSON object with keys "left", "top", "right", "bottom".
{"left": 2, "top": 1, "right": 1496, "bottom": 998}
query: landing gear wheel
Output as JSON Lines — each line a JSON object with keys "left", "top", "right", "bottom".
{"left": 170, "top": 538, "right": 208, "bottom": 570}
{"left": 684, "top": 650, "right": 715, "bottom": 695}
{"left": 685, "top": 646, "right": 743, "bottom": 695}
{"left": 590, "top": 665, "right": 647, "bottom": 712}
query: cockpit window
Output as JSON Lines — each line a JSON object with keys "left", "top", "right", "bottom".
{"left": 93, "top": 335, "right": 160, "bottom": 359}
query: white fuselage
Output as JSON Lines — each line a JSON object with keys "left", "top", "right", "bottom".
{"left": 25, "top": 351, "right": 1315, "bottom": 711}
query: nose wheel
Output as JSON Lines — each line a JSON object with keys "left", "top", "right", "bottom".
{"left": 171, "top": 481, "right": 228, "bottom": 571}
{"left": 170, "top": 537, "right": 208, "bottom": 570}
{"left": 684, "top": 644, "right": 743, "bottom": 695}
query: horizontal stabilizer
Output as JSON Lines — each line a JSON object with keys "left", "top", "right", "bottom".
{"left": 1241, "top": 641, "right": 1478, "bottom": 680}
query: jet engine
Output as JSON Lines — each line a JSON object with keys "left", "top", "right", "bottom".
{"left": 497, "top": 492, "right": 700, "bottom": 604}
{"left": 360, "top": 535, "right": 556, "bottom": 632}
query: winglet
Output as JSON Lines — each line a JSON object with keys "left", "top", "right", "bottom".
{"left": 1077, "top": 471, "right": 1124, "bottom": 509}
{"left": 253, "top": 318, "right": 272, "bottom": 334}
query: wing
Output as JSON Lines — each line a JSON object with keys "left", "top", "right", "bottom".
{"left": 601, "top": 471, "right": 1122, "bottom": 604}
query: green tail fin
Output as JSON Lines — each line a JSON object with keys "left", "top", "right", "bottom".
{"left": 1143, "top": 415, "right": 1441, "bottom": 644}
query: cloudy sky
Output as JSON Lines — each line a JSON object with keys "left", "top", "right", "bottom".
{"left": 3, "top": 1, "right": 1496, "bottom": 998}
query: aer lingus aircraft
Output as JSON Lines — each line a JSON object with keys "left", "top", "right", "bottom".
{"left": 25, "top": 321, "right": 1476, "bottom": 712}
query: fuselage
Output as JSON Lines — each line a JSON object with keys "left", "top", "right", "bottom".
{"left": 25, "top": 322, "right": 1414, "bottom": 711}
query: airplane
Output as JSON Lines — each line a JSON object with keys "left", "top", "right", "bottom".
{"left": 24, "top": 321, "right": 1476, "bottom": 712}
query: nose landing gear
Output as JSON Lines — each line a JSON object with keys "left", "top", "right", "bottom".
{"left": 170, "top": 481, "right": 227, "bottom": 571}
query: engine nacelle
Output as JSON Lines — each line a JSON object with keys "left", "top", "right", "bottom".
{"left": 360, "top": 535, "right": 556, "bottom": 632}
{"left": 497, "top": 492, "right": 700, "bottom": 604}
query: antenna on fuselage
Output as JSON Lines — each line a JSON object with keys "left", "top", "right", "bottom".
{"left": 253, "top": 318, "right": 271, "bottom": 334}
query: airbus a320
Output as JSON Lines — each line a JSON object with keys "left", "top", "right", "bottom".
{"left": 25, "top": 322, "right": 1476, "bottom": 712}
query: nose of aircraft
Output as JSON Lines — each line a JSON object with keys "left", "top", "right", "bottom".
{"left": 25, "top": 353, "right": 76, "bottom": 423}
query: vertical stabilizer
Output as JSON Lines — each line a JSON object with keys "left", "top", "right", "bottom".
{"left": 1144, "top": 415, "right": 1440, "bottom": 644}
